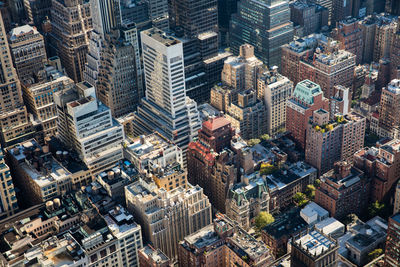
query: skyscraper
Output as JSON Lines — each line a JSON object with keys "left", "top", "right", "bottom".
{"left": 0, "top": 13, "right": 34, "bottom": 147}
{"left": 8, "top": 25, "right": 47, "bottom": 84}
{"left": 169, "top": 0, "right": 218, "bottom": 37}
{"left": 50, "top": 0, "right": 92, "bottom": 82}
{"left": 133, "top": 28, "right": 201, "bottom": 158}
{"left": 96, "top": 31, "right": 139, "bottom": 118}
{"left": 229, "top": 0, "right": 293, "bottom": 68}
{"left": 308, "top": 0, "right": 333, "bottom": 25}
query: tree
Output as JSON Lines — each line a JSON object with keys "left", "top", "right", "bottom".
{"left": 254, "top": 211, "right": 274, "bottom": 230}
{"left": 305, "top": 185, "right": 316, "bottom": 199}
{"left": 260, "top": 162, "right": 277, "bottom": 175}
{"left": 260, "top": 134, "right": 270, "bottom": 141}
{"left": 368, "top": 201, "right": 385, "bottom": 217}
{"left": 367, "top": 248, "right": 383, "bottom": 262}
{"left": 293, "top": 192, "right": 309, "bottom": 207}
{"left": 314, "top": 179, "right": 321, "bottom": 187}
{"left": 247, "top": 139, "right": 260, "bottom": 146}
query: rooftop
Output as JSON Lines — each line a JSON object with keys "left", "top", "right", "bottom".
{"left": 202, "top": 116, "right": 231, "bottom": 132}
{"left": 126, "top": 132, "right": 178, "bottom": 166}
{"left": 9, "top": 140, "right": 72, "bottom": 187}
{"left": 346, "top": 216, "right": 387, "bottom": 251}
{"left": 143, "top": 28, "right": 180, "bottom": 47}
{"left": 263, "top": 208, "right": 307, "bottom": 239}
{"left": 386, "top": 79, "right": 400, "bottom": 94}
{"left": 9, "top": 25, "right": 39, "bottom": 41}
{"left": 139, "top": 245, "right": 169, "bottom": 264}
{"left": 294, "top": 230, "right": 337, "bottom": 257}
{"left": 293, "top": 80, "right": 323, "bottom": 105}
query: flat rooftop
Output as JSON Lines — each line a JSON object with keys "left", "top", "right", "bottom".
{"left": 294, "top": 230, "right": 337, "bottom": 257}
{"left": 143, "top": 28, "right": 180, "bottom": 47}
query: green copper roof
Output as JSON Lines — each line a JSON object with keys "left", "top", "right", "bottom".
{"left": 293, "top": 80, "right": 322, "bottom": 105}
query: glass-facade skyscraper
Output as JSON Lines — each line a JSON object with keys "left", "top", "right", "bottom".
{"left": 229, "top": 0, "right": 293, "bottom": 68}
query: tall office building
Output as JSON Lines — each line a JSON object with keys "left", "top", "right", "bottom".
{"left": 169, "top": 0, "right": 217, "bottom": 37}
{"left": 0, "top": 147, "right": 18, "bottom": 217}
{"left": 332, "top": 17, "right": 363, "bottom": 64}
{"left": 230, "top": 0, "right": 293, "bottom": 68}
{"left": 305, "top": 110, "right": 366, "bottom": 175}
{"left": 0, "top": 13, "right": 34, "bottom": 147}
{"left": 54, "top": 81, "right": 125, "bottom": 175}
{"left": 96, "top": 31, "right": 139, "bottom": 118}
{"left": 125, "top": 179, "right": 212, "bottom": 261}
{"left": 384, "top": 213, "right": 400, "bottom": 267}
{"left": 289, "top": 1, "right": 328, "bottom": 37}
{"left": 218, "top": 0, "right": 238, "bottom": 45}
{"left": 390, "top": 19, "right": 400, "bottom": 80}
{"left": 133, "top": 28, "right": 201, "bottom": 157}
{"left": 257, "top": 68, "right": 292, "bottom": 135}
{"left": 50, "top": 0, "right": 92, "bottom": 82}
{"left": 308, "top": 0, "right": 333, "bottom": 25}
{"left": 286, "top": 80, "right": 329, "bottom": 149}
{"left": 8, "top": 25, "right": 47, "bottom": 84}
{"left": 379, "top": 80, "right": 400, "bottom": 139}
{"left": 23, "top": 0, "right": 52, "bottom": 30}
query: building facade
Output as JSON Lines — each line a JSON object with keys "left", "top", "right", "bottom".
{"left": 305, "top": 110, "right": 366, "bottom": 175}
{"left": 257, "top": 68, "right": 292, "bottom": 135}
{"left": 229, "top": 0, "right": 293, "bottom": 68}
{"left": 133, "top": 28, "right": 201, "bottom": 158}
{"left": 0, "top": 13, "right": 34, "bottom": 147}
{"left": 125, "top": 179, "right": 212, "bottom": 261}
{"left": 54, "top": 82, "right": 124, "bottom": 175}
{"left": 8, "top": 25, "right": 47, "bottom": 84}
{"left": 286, "top": 80, "right": 329, "bottom": 149}
{"left": 50, "top": 0, "right": 92, "bottom": 82}
{"left": 315, "top": 161, "right": 370, "bottom": 219}
{"left": 384, "top": 213, "right": 400, "bottom": 267}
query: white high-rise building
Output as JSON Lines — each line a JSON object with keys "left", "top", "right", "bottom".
{"left": 54, "top": 81, "right": 125, "bottom": 175}
{"left": 133, "top": 28, "right": 201, "bottom": 158}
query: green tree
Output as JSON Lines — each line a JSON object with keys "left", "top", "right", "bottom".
{"left": 260, "top": 162, "right": 277, "bottom": 175}
{"left": 254, "top": 211, "right": 274, "bottom": 230}
{"left": 293, "top": 192, "right": 309, "bottom": 207}
{"left": 305, "top": 185, "right": 316, "bottom": 199}
{"left": 260, "top": 134, "right": 270, "bottom": 141}
{"left": 367, "top": 248, "right": 383, "bottom": 262}
{"left": 314, "top": 179, "right": 321, "bottom": 187}
{"left": 247, "top": 139, "right": 260, "bottom": 146}
{"left": 368, "top": 201, "right": 385, "bottom": 217}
